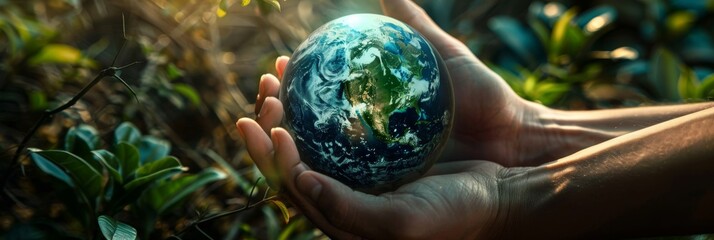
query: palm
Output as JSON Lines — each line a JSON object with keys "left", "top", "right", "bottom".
{"left": 431, "top": 38, "right": 533, "bottom": 167}
{"left": 379, "top": 160, "right": 503, "bottom": 238}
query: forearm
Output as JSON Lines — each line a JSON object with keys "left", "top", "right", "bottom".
{"left": 502, "top": 107, "right": 714, "bottom": 238}
{"left": 523, "top": 101, "right": 714, "bottom": 164}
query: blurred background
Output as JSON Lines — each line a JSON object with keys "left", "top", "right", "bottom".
{"left": 1, "top": 0, "right": 712, "bottom": 239}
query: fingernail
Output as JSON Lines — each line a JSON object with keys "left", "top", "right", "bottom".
{"left": 298, "top": 172, "right": 322, "bottom": 201}
{"left": 259, "top": 74, "right": 267, "bottom": 95}
{"left": 258, "top": 99, "right": 271, "bottom": 118}
{"left": 236, "top": 121, "right": 246, "bottom": 140}
{"left": 270, "top": 128, "right": 279, "bottom": 149}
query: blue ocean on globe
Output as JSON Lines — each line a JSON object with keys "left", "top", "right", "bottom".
{"left": 280, "top": 14, "right": 454, "bottom": 190}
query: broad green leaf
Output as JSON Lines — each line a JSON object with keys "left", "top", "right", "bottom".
{"left": 124, "top": 157, "right": 184, "bottom": 190}
{"left": 648, "top": 48, "right": 682, "bottom": 101}
{"left": 527, "top": 17, "right": 550, "bottom": 50}
{"left": 549, "top": 8, "right": 578, "bottom": 63}
{"left": 488, "top": 16, "right": 542, "bottom": 66}
{"left": 562, "top": 24, "right": 586, "bottom": 58}
{"left": 93, "top": 150, "right": 122, "bottom": 184}
{"left": 28, "top": 44, "right": 82, "bottom": 66}
{"left": 139, "top": 168, "right": 226, "bottom": 215}
{"left": 29, "top": 150, "right": 103, "bottom": 206}
{"left": 173, "top": 83, "right": 201, "bottom": 106}
{"left": 114, "top": 122, "right": 141, "bottom": 146}
{"left": 242, "top": 0, "right": 251, "bottom": 6}
{"left": 699, "top": 74, "right": 714, "bottom": 99}
{"left": 678, "top": 67, "right": 698, "bottom": 100}
{"left": 270, "top": 199, "right": 290, "bottom": 224}
{"left": 114, "top": 142, "right": 140, "bottom": 181}
{"left": 29, "top": 148, "right": 74, "bottom": 188}
{"left": 139, "top": 136, "right": 171, "bottom": 164}
{"left": 65, "top": 125, "right": 102, "bottom": 171}
{"left": 98, "top": 215, "right": 137, "bottom": 240}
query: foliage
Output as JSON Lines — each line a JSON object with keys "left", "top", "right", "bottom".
{"left": 476, "top": 1, "right": 714, "bottom": 107}
{"left": 2, "top": 0, "right": 711, "bottom": 239}
{"left": 28, "top": 122, "right": 225, "bottom": 238}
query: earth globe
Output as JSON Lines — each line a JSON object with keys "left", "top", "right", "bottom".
{"left": 279, "top": 13, "right": 454, "bottom": 191}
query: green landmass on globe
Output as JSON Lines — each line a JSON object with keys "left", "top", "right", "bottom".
{"left": 280, "top": 13, "right": 454, "bottom": 190}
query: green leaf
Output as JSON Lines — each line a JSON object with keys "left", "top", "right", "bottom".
{"left": 261, "top": 0, "right": 281, "bottom": 11}
{"left": 93, "top": 150, "right": 123, "bottom": 184}
{"left": 217, "top": 0, "right": 229, "bottom": 17}
{"left": 28, "top": 44, "right": 82, "bottom": 66}
{"left": 648, "top": 47, "right": 682, "bottom": 101}
{"left": 28, "top": 91, "right": 47, "bottom": 111}
{"left": 29, "top": 149, "right": 103, "bottom": 206}
{"left": 139, "top": 136, "right": 171, "bottom": 164}
{"left": 527, "top": 17, "right": 550, "bottom": 50}
{"left": 242, "top": 0, "right": 251, "bottom": 6}
{"left": 166, "top": 63, "right": 184, "bottom": 80}
{"left": 698, "top": 74, "right": 714, "bottom": 99}
{"left": 139, "top": 168, "right": 226, "bottom": 215}
{"left": 114, "top": 142, "right": 140, "bottom": 181}
{"left": 549, "top": 8, "right": 578, "bottom": 63}
{"left": 114, "top": 122, "right": 141, "bottom": 146}
{"left": 533, "top": 81, "right": 570, "bottom": 105}
{"left": 678, "top": 67, "right": 698, "bottom": 100}
{"left": 65, "top": 125, "right": 102, "bottom": 170}
{"left": 523, "top": 73, "right": 538, "bottom": 97}
{"left": 488, "top": 64, "right": 525, "bottom": 96}
{"left": 270, "top": 199, "right": 290, "bottom": 224}
{"left": 173, "top": 83, "right": 201, "bottom": 106}
{"left": 124, "top": 157, "right": 184, "bottom": 190}
{"left": 488, "top": 16, "right": 542, "bottom": 66}
{"left": 562, "top": 24, "right": 586, "bottom": 57}
{"left": 29, "top": 148, "right": 75, "bottom": 188}
{"left": 666, "top": 11, "right": 697, "bottom": 37}
{"left": 98, "top": 215, "right": 137, "bottom": 240}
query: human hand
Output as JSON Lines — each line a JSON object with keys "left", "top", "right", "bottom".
{"left": 237, "top": 114, "right": 506, "bottom": 239}
{"left": 379, "top": 0, "right": 553, "bottom": 166}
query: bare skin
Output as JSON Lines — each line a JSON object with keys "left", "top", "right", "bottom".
{"left": 236, "top": 0, "right": 714, "bottom": 238}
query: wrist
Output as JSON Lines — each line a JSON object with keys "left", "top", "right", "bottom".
{"left": 479, "top": 166, "right": 545, "bottom": 240}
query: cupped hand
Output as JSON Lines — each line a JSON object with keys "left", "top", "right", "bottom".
{"left": 237, "top": 116, "right": 506, "bottom": 239}
{"left": 248, "top": 0, "right": 552, "bottom": 169}
{"left": 380, "top": 0, "right": 549, "bottom": 166}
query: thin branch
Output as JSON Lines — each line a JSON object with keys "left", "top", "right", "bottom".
{"left": 1, "top": 53, "right": 141, "bottom": 197}
{"left": 195, "top": 225, "right": 214, "bottom": 240}
{"left": 172, "top": 178, "right": 281, "bottom": 239}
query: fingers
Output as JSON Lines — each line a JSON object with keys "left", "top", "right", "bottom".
{"left": 276, "top": 56, "right": 289, "bottom": 79}
{"left": 236, "top": 118, "right": 280, "bottom": 189}
{"left": 256, "top": 97, "right": 284, "bottom": 134}
{"left": 254, "top": 74, "right": 281, "bottom": 115}
{"left": 296, "top": 171, "right": 403, "bottom": 239}
{"left": 268, "top": 129, "right": 359, "bottom": 239}
{"left": 380, "top": 0, "right": 466, "bottom": 59}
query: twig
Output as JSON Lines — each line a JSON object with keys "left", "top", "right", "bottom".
{"left": 1, "top": 60, "right": 141, "bottom": 198}
{"left": 171, "top": 178, "right": 280, "bottom": 239}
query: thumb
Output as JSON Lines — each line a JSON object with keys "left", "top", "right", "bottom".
{"left": 296, "top": 171, "right": 409, "bottom": 239}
